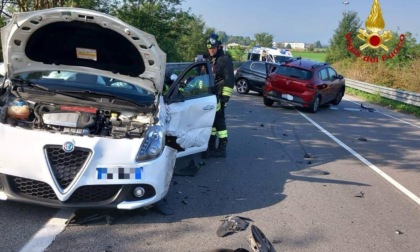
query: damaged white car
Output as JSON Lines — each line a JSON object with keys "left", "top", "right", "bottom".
{"left": 0, "top": 8, "right": 216, "bottom": 209}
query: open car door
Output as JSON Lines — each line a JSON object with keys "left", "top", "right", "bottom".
{"left": 163, "top": 61, "right": 216, "bottom": 158}
{"left": 265, "top": 62, "right": 279, "bottom": 77}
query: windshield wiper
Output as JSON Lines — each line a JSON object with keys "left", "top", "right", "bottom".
{"left": 11, "top": 78, "right": 96, "bottom": 101}
{"left": 62, "top": 90, "right": 150, "bottom": 108}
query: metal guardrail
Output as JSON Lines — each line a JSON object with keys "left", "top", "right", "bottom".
{"left": 345, "top": 79, "right": 420, "bottom": 107}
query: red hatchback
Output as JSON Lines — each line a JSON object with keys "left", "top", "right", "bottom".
{"left": 263, "top": 58, "right": 345, "bottom": 113}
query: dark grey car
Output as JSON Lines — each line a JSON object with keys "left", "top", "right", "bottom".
{"left": 234, "top": 61, "right": 267, "bottom": 95}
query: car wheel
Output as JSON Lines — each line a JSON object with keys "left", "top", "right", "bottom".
{"left": 263, "top": 97, "right": 274, "bottom": 107}
{"left": 330, "top": 89, "right": 344, "bottom": 105}
{"left": 236, "top": 79, "right": 250, "bottom": 94}
{"left": 308, "top": 96, "right": 320, "bottom": 113}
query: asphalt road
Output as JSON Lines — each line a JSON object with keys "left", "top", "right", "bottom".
{"left": 1, "top": 90, "right": 419, "bottom": 252}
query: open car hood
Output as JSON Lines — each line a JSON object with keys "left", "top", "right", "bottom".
{"left": 1, "top": 7, "right": 166, "bottom": 93}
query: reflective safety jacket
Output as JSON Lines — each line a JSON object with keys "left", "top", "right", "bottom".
{"left": 209, "top": 50, "right": 234, "bottom": 104}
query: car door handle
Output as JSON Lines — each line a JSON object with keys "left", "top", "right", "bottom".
{"left": 203, "top": 105, "right": 215, "bottom": 110}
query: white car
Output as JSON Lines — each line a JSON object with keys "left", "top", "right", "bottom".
{"left": 0, "top": 8, "right": 216, "bottom": 210}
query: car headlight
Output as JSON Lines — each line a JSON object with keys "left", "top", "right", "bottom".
{"left": 136, "top": 125, "right": 165, "bottom": 162}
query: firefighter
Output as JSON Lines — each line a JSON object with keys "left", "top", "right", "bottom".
{"left": 203, "top": 33, "right": 234, "bottom": 158}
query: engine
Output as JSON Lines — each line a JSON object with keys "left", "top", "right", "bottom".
{"left": 0, "top": 98, "right": 151, "bottom": 139}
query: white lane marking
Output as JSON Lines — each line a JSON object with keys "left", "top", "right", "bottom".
{"left": 346, "top": 100, "right": 420, "bottom": 128}
{"left": 20, "top": 209, "right": 73, "bottom": 252}
{"left": 298, "top": 111, "right": 420, "bottom": 206}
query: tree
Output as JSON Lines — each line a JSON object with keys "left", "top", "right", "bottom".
{"left": 285, "top": 43, "right": 292, "bottom": 49}
{"left": 325, "top": 11, "right": 362, "bottom": 64}
{"left": 111, "top": 0, "right": 207, "bottom": 62}
{"left": 276, "top": 42, "right": 284, "bottom": 48}
{"left": 254, "top": 32, "right": 273, "bottom": 47}
{"left": 216, "top": 31, "right": 228, "bottom": 44}
{"left": 314, "top": 40, "right": 322, "bottom": 48}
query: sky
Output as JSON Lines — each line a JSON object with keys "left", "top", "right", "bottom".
{"left": 180, "top": 0, "right": 419, "bottom": 45}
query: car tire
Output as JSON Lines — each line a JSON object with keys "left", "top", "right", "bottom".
{"left": 236, "top": 79, "right": 250, "bottom": 94}
{"left": 263, "top": 97, "right": 274, "bottom": 107}
{"left": 330, "top": 88, "right": 344, "bottom": 105}
{"left": 308, "top": 96, "right": 320, "bottom": 113}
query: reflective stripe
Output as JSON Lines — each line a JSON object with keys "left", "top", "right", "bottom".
{"left": 211, "top": 127, "right": 217, "bottom": 136}
{"left": 199, "top": 80, "right": 203, "bottom": 89}
{"left": 222, "top": 86, "right": 233, "bottom": 96}
{"left": 216, "top": 101, "right": 221, "bottom": 111}
{"left": 217, "top": 130, "right": 228, "bottom": 138}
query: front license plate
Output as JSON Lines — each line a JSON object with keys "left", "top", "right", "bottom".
{"left": 96, "top": 166, "right": 143, "bottom": 180}
{"left": 282, "top": 94, "right": 294, "bottom": 101}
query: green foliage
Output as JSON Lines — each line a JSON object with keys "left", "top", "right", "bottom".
{"left": 110, "top": 0, "right": 205, "bottom": 62}
{"left": 226, "top": 46, "right": 248, "bottom": 62}
{"left": 292, "top": 51, "right": 327, "bottom": 62}
{"left": 314, "top": 40, "right": 322, "bottom": 48}
{"left": 227, "top": 36, "right": 252, "bottom": 46}
{"left": 325, "top": 11, "right": 362, "bottom": 64}
{"left": 381, "top": 31, "right": 420, "bottom": 68}
{"left": 254, "top": 32, "right": 273, "bottom": 47}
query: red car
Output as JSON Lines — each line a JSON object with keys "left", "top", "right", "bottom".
{"left": 263, "top": 58, "right": 345, "bottom": 113}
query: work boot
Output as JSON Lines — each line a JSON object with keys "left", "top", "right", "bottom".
{"left": 202, "top": 135, "right": 217, "bottom": 159}
{"left": 211, "top": 138, "right": 227, "bottom": 158}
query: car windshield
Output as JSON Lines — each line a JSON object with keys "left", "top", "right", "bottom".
{"left": 274, "top": 56, "right": 293, "bottom": 64}
{"left": 275, "top": 66, "right": 312, "bottom": 80}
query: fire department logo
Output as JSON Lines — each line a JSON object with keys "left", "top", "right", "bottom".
{"left": 345, "top": 0, "right": 405, "bottom": 63}
{"left": 357, "top": 0, "right": 392, "bottom": 51}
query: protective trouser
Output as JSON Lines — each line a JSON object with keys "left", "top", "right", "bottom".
{"left": 210, "top": 102, "right": 228, "bottom": 158}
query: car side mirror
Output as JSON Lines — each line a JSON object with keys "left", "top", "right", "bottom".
{"left": 337, "top": 74, "right": 344, "bottom": 80}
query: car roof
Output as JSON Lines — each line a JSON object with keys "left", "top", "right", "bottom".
{"left": 284, "top": 58, "right": 329, "bottom": 71}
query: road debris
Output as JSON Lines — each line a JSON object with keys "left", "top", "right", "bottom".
{"left": 153, "top": 198, "right": 175, "bottom": 215}
{"left": 395, "top": 230, "right": 404, "bottom": 235}
{"left": 355, "top": 191, "right": 365, "bottom": 198}
{"left": 248, "top": 225, "right": 277, "bottom": 252}
{"left": 358, "top": 137, "right": 367, "bottom": 142}
{"left": 361, "top": 104, "right": 375, "bottom": 112}
{"left": 65, "top": 209, "right": 117, "bottom": 225}
{"left": 174, "top": 159, "right": 199, "bottom": 177}
{"left": 217, "top": 216, "right": 254, "bottom": 237}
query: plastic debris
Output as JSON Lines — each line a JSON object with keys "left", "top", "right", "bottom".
{"left": 358, "top": 137, "right": 367, "bottom": 142}
{"left": 153, "top": 199, "right": 175, "bottom": 215}
{"left": 248, "top": 225, "right": 277, "bottom": 252}
{"left": 304, "top": 153, "right": 312, "bottom": 159}
{"left": 361, "top": 104, "right": 375, "bottom": 112}
{"left": 217, "top": 216, "right": 253, "bottom": 237}
{"left": 65, "top": 209, "right": 117, "bottom": 225}
{"left": 355, "top": 191, "right": 365, "bottom": 198}
{"left": 395, "top": 230, "right": 404, "bottom": 235}
{"left": 174, "top": 159, "right": 199, "bottom": 177}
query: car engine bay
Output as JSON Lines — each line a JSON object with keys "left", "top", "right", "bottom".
{"left": 0, "top": 87, "right": 155, "bottom": 139}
